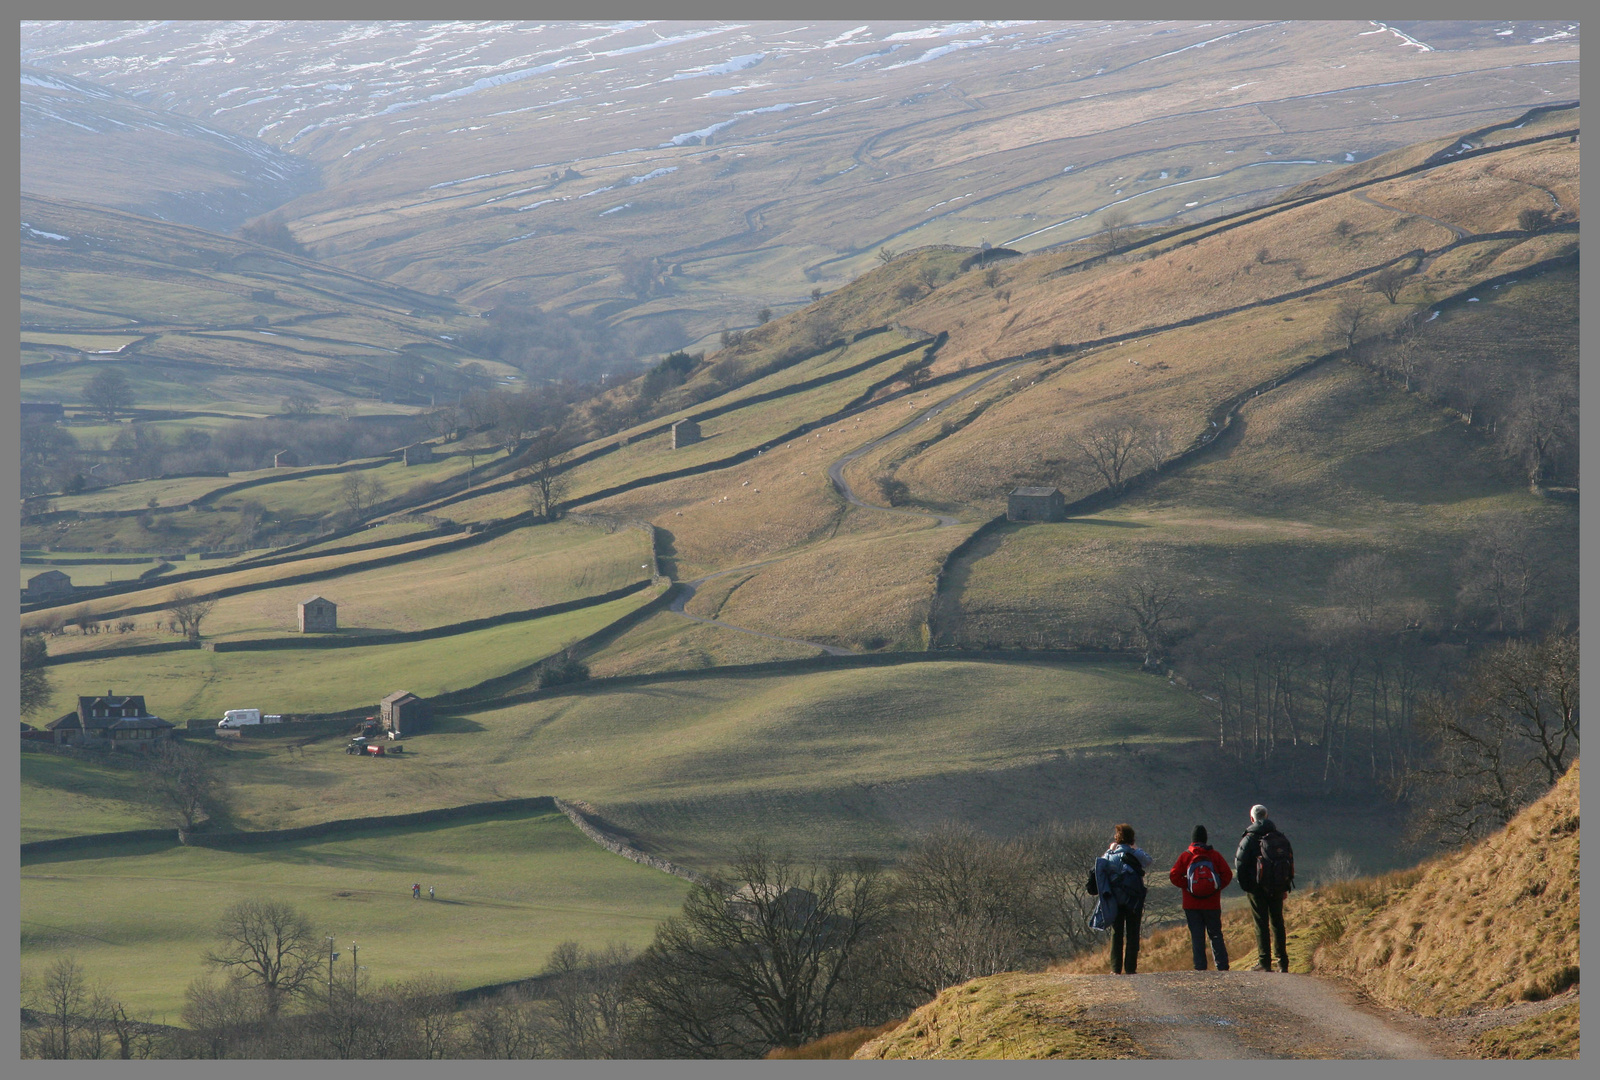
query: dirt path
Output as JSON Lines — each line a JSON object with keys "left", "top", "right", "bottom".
{"left": 1350, "top": 189, "right": 1470, "bottom": 240}
{"left": 1063, "top": 972, "right": 1447, "bottom": 1059}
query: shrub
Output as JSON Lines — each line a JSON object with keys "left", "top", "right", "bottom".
{"left": 537, "top": 655, "right": 590, "bottom": 689}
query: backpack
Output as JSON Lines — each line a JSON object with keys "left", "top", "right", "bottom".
{"left": 1255, "top": 830, "right": 1295, "bottom": 896}
{"left": 1107, "top": 853, "right": 1147, "bottom": 912}
{"left": 1186, "top": 854, "right": 1220, "bottom": 899}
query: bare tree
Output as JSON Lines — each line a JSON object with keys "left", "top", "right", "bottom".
{"left": 1099, "top": 207, "right": 1131, "bottom": 254}
{"left": 915, "top": 266, "right": 941, "bottom": 293}
{"left": 1385, "top": 314, "right": 1424, "bottom": 391}
{"left": 876, "top": 247, "right": 897, "bottom": 265}
{"left": 178, "top": 973, "right": 268, "bottom": 1059}
{"left": 23, "top": 954, "right": 88, "bottom": 1058}
{"left": 1111, "top": 568, "right": 1187, "bottom": 671}
{"left": 84, "top": 368, "right": 133, "bottom": 421}
{"left": 1327, "top": 297, "right": 1371, "bottom": 353}
{"left": 1501, "top": 375, "right": 1577, "bottom": 490}
{"left": 1326, "top": 553, "right": 1404, "bottom": 631}
{"left": 205, "top": 899, "right": 322, "bottom": 1015}
{"left": 1369, "top": 265, "right": 1408, "bottom": 304}
{"left": 810, "top": 286, "right": 824, "bottom": 302}
{"left": 338, "top": 472, "right": 387, "bottom": 521}
{"left": 630, "top": 843, "right": 889, "bottom": 1056}
{"left": 1454, "top": 515, "right": 1545, "bottom": 632}
{"left": 521, "top": 423, "right": 575, "bottom": 521}
{"left": 144, "top": 739, "right": 227, "bottom": 833}
{"left": 1412, "top": 629, "right": 1578, "bottom": 844}
{"left": 1070, "top": 413, "right": 1166, "bottom": 496}
{"left": 757, "top": 306, "right": 773, "bottom": 325}
{"left": 535, "top": 942, "right": 638, "bottom": 1058}
{"left": 21, "top": 632, "right": 53, "bottom": 718}
{"left": 166, "top": 587, "right": 218, "bottom": 642}
{"left": 1517, "top": 207, "right": 1551, "bottom": 233}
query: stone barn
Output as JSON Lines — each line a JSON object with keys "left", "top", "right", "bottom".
{"left": 403, "top": 442, "right": 435, "bottom": 465}
{"left": 671, "top": 419, "right": 702, "bottom": 449}
{"left": 381, "top": 691, "right": 430, "bottom": 737}
{"left": 1007, "top": 486, "right": 1066, "bottom": 522}
{"left": 26, "top": 570, "right": 73, "bottom": 600}
{"left": 273, "top": 449, "right": 301, "bottom": 468}
{"left": 298, "top": 595, "right": 337, "bottom": 632}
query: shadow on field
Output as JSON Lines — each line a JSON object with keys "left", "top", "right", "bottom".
{"left": 430, "top": 714, "right": 486, "bottom": 734}
{"left": 1064, "top": 517, "right": 1153, "bottom": 529}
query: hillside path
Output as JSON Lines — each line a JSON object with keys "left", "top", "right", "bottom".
{"left": 1062, "top": 972, "right": 1446, "bottom": 1059}
{"left": 1350, "top": 189, "right": 1470, "bottom": 240}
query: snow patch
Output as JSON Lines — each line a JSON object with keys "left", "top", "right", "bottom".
{"left": 668, "top": 52, "right": 766, "bottom": 80}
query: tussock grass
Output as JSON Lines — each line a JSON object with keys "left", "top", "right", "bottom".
{"left": 853, "top": 973, "right": 1140, "bottom": 1059}
{"left": 1471, "top": 1001, "right": 1579, "bottom": 1059}
{"left": 767, "top": 1021, "right": 903, "bottom": 1059}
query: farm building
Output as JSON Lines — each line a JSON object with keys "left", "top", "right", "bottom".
{"left": 45, "top": 692, "right": 173, "bottom": 749}
{"left": 403, "top": 442, "right": 435, "bottom": 465}
{"left": 273, "top": 448, "right": 301, "bottom": 468}
{"left": 728, "top": 883, "right": 818, "bottom": 923}
{"left": 380, "top": 691, "right": 430, "bottom": 737}
{"left": 1007, "top": 486, "right": 1066, "bottom": 522}
{"left": 298, "top": 595, "right": 338, "bottom": 632}
{"left": 25, "top": 570, "right": 73, "bottom": 600}
{"left": 671, "top": 419, "right": 702, "bottom": 448}
{"left": 21, "top": 402, "right": 65, "bottom": 422}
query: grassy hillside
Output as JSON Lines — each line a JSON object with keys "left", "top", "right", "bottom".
{"left": 1055, "top": 762, "right": 1580, "bottom": 1057}
{"left": 20, "top": 808, "right": 689, "bottom": 1021}
{"left": 20, "top": 193, "right": 513, "bottom": 414}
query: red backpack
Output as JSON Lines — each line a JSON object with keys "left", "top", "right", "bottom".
{"left": 1186, "top": 853, "right": 1220, "bottom": 899}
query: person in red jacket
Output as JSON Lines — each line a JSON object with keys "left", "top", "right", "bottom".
{"left": 1169, "top": 825, "right": 1233, "bottom": 971}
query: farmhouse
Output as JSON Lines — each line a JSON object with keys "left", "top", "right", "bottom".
{"left": 273, "top": 448, "right": 301, "bottom": 468}
{"left": 298, "top": 595, "right": 337, "bottom": 632}
{"left": 381, "top": 691, "right": 431, "bottom": 737}
{"left": 45, "top": 692, "right": 173, "bottom": 749}
{"left": 25, "top": 569, "right": 73, "bottom": 600}
{"left": 671, "top": 419, "right": 702, "bottom": 449}
{"left": 1007, "top": 486, "right": 1066, "bottom": 522}
{"left": 403, "top": 442, "right": 435, "bottom": 465}
{"left": 728, "top": 883, "right": 818, "bottom": 923}
{"left": 21, "top": 401, "right": 65, "bottom": 422}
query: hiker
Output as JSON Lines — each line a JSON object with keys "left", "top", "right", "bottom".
{"left": 1235, "top": 804, "right": 1295, "bottom": 972}
{"left": 1170, "top": 825, "right": 1232, "bottom": 971}
{"left": 428, "top": 885, "right": 435, "bottom": 900}
{"left": 1086, "top": 823, "right": 1152, "bottom": 974}
{"left": 412, "top": 882, "right": 421, "bottom": 899}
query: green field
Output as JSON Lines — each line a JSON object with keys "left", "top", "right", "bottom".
{"left": 32, "top": 588, "right": 658, "bottom": 722}
{"left": 21, "top": 809, "right": 690, "bottom": 1021}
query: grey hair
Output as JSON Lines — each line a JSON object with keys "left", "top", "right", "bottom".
{"left": 1251, "top": 804, "right": 1268, "bottom": 822}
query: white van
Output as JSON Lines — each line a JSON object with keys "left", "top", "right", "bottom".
{"left": 218, "top": 710, "right": 283, "bottom": 729}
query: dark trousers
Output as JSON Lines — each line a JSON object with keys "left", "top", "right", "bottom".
{"left": 1185, "top": 908, "right": 1229, "bottom": 971}
{"left": 1110, "top": 907, "right": 1142, "bottom": 974}
{"left": 1249, "top": 891, "right": 1288, "bottom": 970}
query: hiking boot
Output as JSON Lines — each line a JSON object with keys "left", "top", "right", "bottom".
{"left": 1279, "top": 964, "right": 1290, "bottom": 973}
{"left": 1253, "top": 961, "right": 1272, "bottom": 971}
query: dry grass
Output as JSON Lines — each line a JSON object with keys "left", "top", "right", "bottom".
{"left": 1470, "top": 1000, "right": 1579, "bottom": 1059}
{"left": 1363, "top": 141, "right": 1579, "bottom": 233}
{"left": 767, "top": 1021, "right": 904, "bottom": 1059}
{"left": 40, "top": 520, "right": 646, "bottom": 655}
{"left": 582, "top": 609, "right": 823, "bottom": 678}
{"left": 1307, "top": 761, "right": 1580, "bottom": 1017}
{"left": 853, "top": 973, "right": 1141, "bottom": 1059}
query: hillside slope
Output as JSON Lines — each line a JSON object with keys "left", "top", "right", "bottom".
{"left": 858, "top": 762, "right": 1578, "bottom": 1058}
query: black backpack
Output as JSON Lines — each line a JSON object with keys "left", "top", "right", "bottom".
{"left": 1255, "top": 830, "right": 1295, "bottom": 896}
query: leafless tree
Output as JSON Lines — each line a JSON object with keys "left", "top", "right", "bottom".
{"left": 1369, "top": 265, "right": 1408, "bottom": 304}
{"left": 808, "top": 313, "right": 840, "bottom": 350}
{"left": 1385, "top": 314, "right": 1424, "bottom": 391}
{"left": 177, "top": 973, "right": 269, "bottom": 1059}
{"left": 1501, "top": 375, "right": 1577, "bottom": 489}
{"left": 23, "top": 954, "right": 88, "bottom": 1058}
{"left": 1111, "top": 568, "right": 1188, "bottom": 671}
{"left": 757, "top": 306, "right": 773, "bottom": 325}
{"left": 915, "top": 266, "right": 941, "bottom": 293}
{"left": 166, "top": 586, "right": 218, "bottom": 642}
{"left": 521, "top": 423, "right": 575, "bottom": 520}
{"left": 534, "top": 942, "right": 638, "bottom": 1058}
{"left": 1517, "top": 207, "right": 1551, "bottom": 233}
{"left": 1071, "top": 413, "right": 1167, "bottom": 496}
{"left": 1326, "top": 553, "right": 1405, "bottom": 631}
{"left": 876, "top": 246, "right": 897, "bottom": 265}
{"left": 339, "top": 472, "right": 387, "bottom": 521}
{"left": 1412, "top": 629, "right": 1578, "bottom": 844}
{"left": 1099, "top": 207, "right": 1131, "bottom": 253}
{"left": 205, "top": 899, "right": 322, "bottom": 1015}
{"left": 144, "top": 739, "right": 227, "bottom": 833}
{"left": 1328, "top": 297, "right": 1371, "bottom": 353}
{"left": 810, "top": 286, "right": 824, "bottom": 302}
{"left": 630, "top": 843, "right": 889, "bottom": 1056}
{"left": 1454, "top": 515, "right": 1545, "bottom": 632}
{"left": 21, "top": 632, "right": 52, "bottom": 717}
{"left": 84, "top": 367, "right": 134, "bottom": 421}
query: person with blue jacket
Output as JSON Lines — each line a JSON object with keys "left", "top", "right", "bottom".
{"left": 1086, "top": 823, "right": 1153, "bottom": 974}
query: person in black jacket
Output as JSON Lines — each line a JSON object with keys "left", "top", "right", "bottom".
{"left": 1235, "top": 804, "right": 1289, "bottom": 972}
